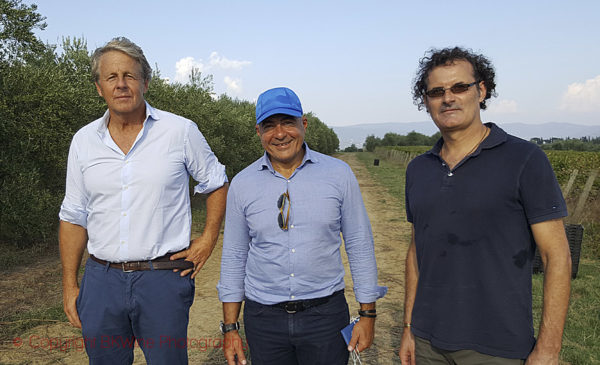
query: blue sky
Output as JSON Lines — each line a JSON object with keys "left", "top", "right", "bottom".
{"left": 32, "top": 0, "right": 600, "bottom": 127}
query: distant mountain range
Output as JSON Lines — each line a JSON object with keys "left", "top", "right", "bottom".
{"left": 332, "top": 122, "right": 600, "bottom": 149}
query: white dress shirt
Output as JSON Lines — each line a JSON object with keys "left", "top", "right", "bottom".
{"left": 59, "top": 102, "right": 227, "bottom": 262}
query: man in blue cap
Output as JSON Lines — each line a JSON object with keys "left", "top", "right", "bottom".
{"left": 218, "top": 87, "right": 387, "bottom": 364}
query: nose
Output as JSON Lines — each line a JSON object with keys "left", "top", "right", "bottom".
{"left": 116, "top": 76, "right": 128, "bottom": 89}
{"left": 442, "top": 88, "right": 456, "bottom": 104}
{"left": 273, "top": 123, "right": 286, "bottom": 138}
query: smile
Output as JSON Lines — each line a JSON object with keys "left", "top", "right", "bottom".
{"left": 273, "top": 141, "right": 291, "bottom": 147}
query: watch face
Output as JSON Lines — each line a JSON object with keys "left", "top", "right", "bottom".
{"left": 220, "top": 321, "right": 239, "bottom": 334}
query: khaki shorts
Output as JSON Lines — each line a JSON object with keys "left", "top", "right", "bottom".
{"left": 414, "top": 335, "right": 525, "bottom": 365}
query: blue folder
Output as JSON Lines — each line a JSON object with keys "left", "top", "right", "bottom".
{"left": 341, "top": 317, "right": 360, "bottom": 345}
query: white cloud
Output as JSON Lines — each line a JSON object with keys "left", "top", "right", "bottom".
{"left": 224, "top": 76, "right": 243, "bottom": 94}
{"left": 173, "top": 52, "right": 251, "bottom": 86}
{"left": 488, "top": 99, "right": 518, "bottom": 113}
{"left": 174, "top": 56, "right": 205, "bottom": 83}
{"left": 209, "top": 52, "right": 251, "bottom": 70}
{"left": 560, "top": 75, "right": 600, "bottom": 112}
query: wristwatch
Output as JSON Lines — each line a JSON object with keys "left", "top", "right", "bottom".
{"left": 220, "top": 321, "right": 240, "bottom": 334}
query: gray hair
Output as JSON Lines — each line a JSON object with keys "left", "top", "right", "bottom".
{"left": 91, "top": 37, "right": 152, "bottom": 82}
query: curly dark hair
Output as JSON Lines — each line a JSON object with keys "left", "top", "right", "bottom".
{"left": 412, "top": 47, "right": 497, "bottom": 111}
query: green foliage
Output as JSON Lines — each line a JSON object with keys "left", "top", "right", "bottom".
{"left": 545, "top": 150, "right": 600, "bottom": 186}
{"left": 364, "top": 135, "right": 381, "bottom": 152}
{"left": 536, "top": 137, "right": 600, "bottom": 152}
{"left": 363, "top": 131, "right": 440, "bottom": 151}
{"left": 545, "top": 150, "right": 600, "bottom": 261}
{"left": 343, "top": 144, "right": 359, "bottom": 152}
{"left": 0, "top": 9, "right": 340, "bottom": 247}
{"left": 386, "top": 145, "right": 432, "bottom": 154}
{"left": 1, "top": 37, "right": 104, "bottom": 244}
{"left": 0, "top": 0, "right": 47, "bottom": 62}
{"left": 304, "top": 112, "right": 339, "bottom": 154}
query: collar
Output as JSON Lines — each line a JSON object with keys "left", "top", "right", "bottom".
{"left": 428, "top": 122, "right": 507, "bottom": 157}
{"left": 96, "top": 101, "right": 159, "bottom": 136}
{"left": 258, "top": 142, "right": 318, "bottom": 173}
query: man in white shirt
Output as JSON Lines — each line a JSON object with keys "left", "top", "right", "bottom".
{"left": 59, "top": 37, "right": 228, "bottom": 364}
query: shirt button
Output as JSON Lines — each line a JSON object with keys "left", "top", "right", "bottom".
{"left": 122, "top": 212, "right": 127, "bottom": 216}
{"left": 291, "top": 295, "right": 295, "bottom": 299}
{"left": 290, "top": 273, "right": 295, "bottom": 277}
{"left": 121, "top": 240, "right": 125, "bottom": 244}
{"left": 291, "top": 248, "right": 296, "bottom": 253}
{"left": 442, "top": 162, "right": 446, "bottom": 166}
{"left": 123, "top": 185, "right": 128, "bottom": 190}
{"left": 447, "top": 172, "right": 454, "bottom": 177}
{"left": 290, "top": 224, "right": 294, "bottom": 228}
{"left": 287, "top": 180, "right": 291, "bottom": 183}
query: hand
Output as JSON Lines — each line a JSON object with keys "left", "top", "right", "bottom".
{"left": 223, "top": 331, "right": 247, "bottom": 365}
{"left": 348, "top": 317, "right": 375, "bottom": 353}
{"left": 170, "top": 235, "right": 216, "bottom": 279}
{"left": 399, "top": 328, "right": 415, "bottom": 365}
{"left": 63, "top": 286, "right": 82, "bottom": 328}
{"left": 525, "top": 348, "right": 559, "bottom": 365}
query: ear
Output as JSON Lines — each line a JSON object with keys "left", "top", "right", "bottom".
{"left": 255, "top": 124, "right": 261, "bottom": 136}
{"left": 301, "top": 116, "right": 308, "bottom": 131}
{"left": 478, "top": 80, "right": 487, "bottom": 103}
{"left": 95, "top": 82, "right": 103, "bottom": 97}
{"left": 143, "top": 79, "right": 149, "bottom": 94}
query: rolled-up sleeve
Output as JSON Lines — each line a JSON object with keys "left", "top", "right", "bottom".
{"left": 184, "top": 123, "right": 228, "bottom": 194}
{"left": 58, "top": 138, "right": 89, "bottom": 228}
{"left": 341, "top": 168, "right": 387, "bottom": 303}
{"left": 217, "top": 183, "right": 251, "bottom": 302}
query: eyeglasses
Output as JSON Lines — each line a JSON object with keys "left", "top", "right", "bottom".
{"left": 425, "top": 81, "right": 478, "bottom": 98}
{"left": 277, "top": 191, "right": 290, "bottom": 230}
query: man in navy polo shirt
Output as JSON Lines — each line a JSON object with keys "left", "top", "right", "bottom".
{"left": 399, "top": 47, "right": 572, "bottom": 365}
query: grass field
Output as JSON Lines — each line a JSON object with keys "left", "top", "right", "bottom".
{"left": 354, "top": 151, "right": 600, "bottom": 365}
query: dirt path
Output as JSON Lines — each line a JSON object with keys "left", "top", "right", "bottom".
{"left": 337, "top": 153, "right": 409, "bottom": 364}
{"left": 0, "top": 153, "right": 410, "bottom": 364}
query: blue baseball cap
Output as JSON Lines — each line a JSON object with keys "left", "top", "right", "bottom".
{"left": 255, "top": 87, "right": 303, "bottom": 125}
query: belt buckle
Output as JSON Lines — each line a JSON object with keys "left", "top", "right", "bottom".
{"left": 121, "top": 262, "right": 134, "bottom": 273}
{"left": 284, "top": 302, "right": 299, "bottom": 314}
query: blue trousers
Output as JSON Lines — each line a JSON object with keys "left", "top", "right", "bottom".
{"left": 76, "top": 258, "right": 195, "bottom": 364}
{"left": 243, "top": 291, "right": 350, "bottom": 365}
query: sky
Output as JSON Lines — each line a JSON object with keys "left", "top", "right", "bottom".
{"left": 31, "top": 0, "right": 600, "bottom": 127}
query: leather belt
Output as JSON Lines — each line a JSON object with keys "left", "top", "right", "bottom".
{"left": 271, "top": 289, "right": 344, "bottom": 314}
{"left": 90, "top": 253, "right": 193, "bottom": 272}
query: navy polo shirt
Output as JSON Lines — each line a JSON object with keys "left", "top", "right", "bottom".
{"left": 405, "top": 123, "right": 567, "bottom": 359}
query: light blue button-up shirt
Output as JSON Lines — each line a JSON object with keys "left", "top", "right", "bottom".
{"left": 217, "top": 145, "right": 386, "bottom": 304}
{"left": 59, "top": 102, "right": 227, "bottom": 262}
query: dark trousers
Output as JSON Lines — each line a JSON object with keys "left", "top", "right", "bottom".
{"left": 415, "top": 335, "right": 525, "bottom": 365}
{"left": 243, "top": 291, "right": 350, "bottom": 365}
{"left": 76, "top": 257, "right": 195, "bottom": 364}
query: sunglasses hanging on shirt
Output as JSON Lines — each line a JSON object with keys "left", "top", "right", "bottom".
{"left": 277, "top": 191, "right": 290, "bottom": 230}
